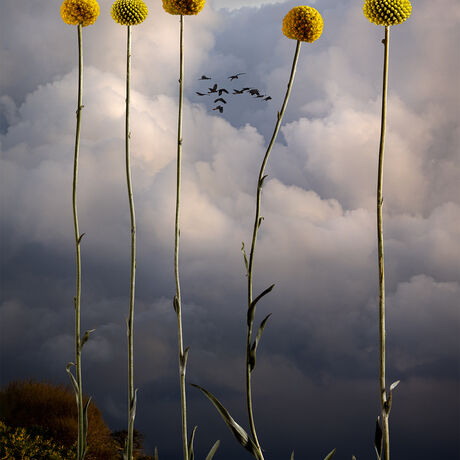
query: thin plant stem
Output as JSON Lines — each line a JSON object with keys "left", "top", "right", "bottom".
{"left": 174, "top": 15, "right": 189, "bottom": 460}
{"left": 246, "top": 40, "right": 301, "bottom": 459}
{"left": 377, "top": 26, "right": 390, "bottom": 460}
{"left": 125, "top": 25, "right": 137, "bottom": 460}
{"left": 72, "top": 23, "right": 85, "bottom": 460}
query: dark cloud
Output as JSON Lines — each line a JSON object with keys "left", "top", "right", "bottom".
{"left": 1, "top": 0, "right": 459, "bottom": 459}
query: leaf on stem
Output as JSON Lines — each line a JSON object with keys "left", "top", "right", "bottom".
{"left": 374, "top": 416, "right": 383, "bottom": 459}
{"left": 324, "top": 448, "right": 336, "bottom": 460}
{"left": 80, "top": 396, "right": 92, "bottom": 460}
{"left": 65, "top": 362, "right": 79, "bottom": 402}
{"left": 191, "top": 384, "right": 259, "bottom": 457}
{"left": 241, "top": 242, "right": 249, "bottom": 275}
{"left": 188, "top": 425, "right": 198, "bottom": 460}
{"left": 290, "top": 451, "right": 295, "bottom": 460}
{"left": 259, "top": 175, "right": 268, "bottom": 189}
{"left": 180, "top": 347, "right": 190, "bottom": 375}
{"left": 77, "top": 233, "right": 86, "bottom": 244}
{"left": 247, "top": 284, "right": 275, "bottom": 326}
{"left": 81, "top": 328, "right": 96, "bottom": 349}
{"left": 205, "top": 440, "right": 220, "bottom": 460}
{"left": 173, "top": 295, "right": 180, "bottom": 314}
{"left": 129, "top": 389, "right": 138, "bottom": 423}
{"left": 249, "top": 314, "right": 272, "bottom": 372}
{"left": 390, "top": 380, "right": 400, "bottom": 391}
{"left": 257, "top": 217, "right": 264, "bottom": 229}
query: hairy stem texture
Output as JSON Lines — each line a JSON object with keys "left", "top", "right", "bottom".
{"left": 246, "top": 40, "right": 302, "bottom": 459}
{"left": 125, "top": 25, "right": 137, "bottom": 460}
{"left": 174, "top": 15, "right": 189, "bottom": 460}
{"left": 73, "top": 23, "right": 85, "bottom": 460}
{"left": 377, "top": 26, "right": 390, "bottom": 460}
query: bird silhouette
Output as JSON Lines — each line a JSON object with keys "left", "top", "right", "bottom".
{"left": 263, "top": 96, "right": 272, "bottom": 101}
{"left": 218, "top": 88, "right": 229, "bottom": 96}
{"left": 196, "top": 92, "right": 207, "bottom": 96}
{"left": 242, "top": 88, "right": 251, "bottom": 91}
{"left": 233, "top": 89, "right": 245, "bottom": 94}
{"left": 228, "top": 73, "right": 246, "bottom": 81}
{"left": 213, "top": 106, "right": 224, "bottom": 113}
{"left": 208, "top": 84, "right": 218, "bottom": 93}
{"left": 214, "top": 98, "right": 227, "bottom": 104}
{"left": 249, "top": 89, "right": 260, "bottom": 96}
{"left": 256, "top": 94, "right": 265, "bottom": 98}
{"left": 199, "top": 75, "right": 212, "bottom": 80}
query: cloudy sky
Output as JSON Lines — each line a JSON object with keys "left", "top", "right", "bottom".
{"left": 1, "top": 0, "right": 459, "bottom": 458}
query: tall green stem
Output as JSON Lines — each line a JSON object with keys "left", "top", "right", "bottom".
{"left": 72, "top": 23, "right": 85, "bottom": 460}
{"left": 246, "top": 40, "right": 301, "bottom": 459}
{"left": 125, "top": 25, "right": 137, "bottom": 460}
{"left": 174, "top": 15, "right": 189, "bottom": 460}
{"left": 377, "top": 26, "right": 390, "bottom": 460}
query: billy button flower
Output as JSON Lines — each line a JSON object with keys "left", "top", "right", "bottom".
{"left": 162, "top": 0, "right": 205, "bottom": 16}
{"left": 111, "top": 0, "right": 148, "bottom": 25}
{"left": 193, "top": 5, "right": 336, "bottom": 460}
{"left": 282, "top": 5, "right": 323, "bottom": 43}
{"left": 161, "top": 1, "right": 208, "bottom": 460}
{"left": 61, "top": 1, "right": 99, "bottom": 459}
{"left": 111, "top": 1, "right": 148, "bottom": 459}
{"left": 61, "top": 0, "right": 99, "bottom": 26}
{"left": 363, "top": 0, "right": 412, "bottom": 26}
{"left": 362, "top": 2, "right": 412, "bottom": 460}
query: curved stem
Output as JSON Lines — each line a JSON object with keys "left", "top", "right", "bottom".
{"left": 72, "top": 23, "right": 84, "bottom": 460}
{"left": 125, "top": 25, "right": 137, "bottom": 460}
{"left": 377, "top": 26, "right": 390, "bottom": 460}
{"left": 174, "top": 15, "right": 189, "bottom": 460}
{"left": 246, "top": 40, "right": 301, "bottom": 458}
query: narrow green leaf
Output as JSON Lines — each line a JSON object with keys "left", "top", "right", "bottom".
{"left": 241, "top": 242, "right": 249, "bottom": 275}
{"left": 79, "top": 397, "right": 91, "bottom": 460}
{"left": 247, "top": 284, "right": 275, "bottom": 327}
{"left": 259, "top": 175, "right": 268, "bottom": 189}
{"left": 173, "top": 295, "right": 179, "bottom": 314}
{"left": 81, "top": 328, "right": 96, "bottom": 349}
{"left": 77, "top": 232, "right": 86, "bottom": 244}
{"left": 324, "top": 448, "right": 336, "bottom": 460}
{"left": 390, "top": 380, "right": 400, "bottom": 391}
{"left": 205, "top": 440, "right": 220, "bottom": 460}
{"left": 130, "top": 388, "right": 138, "bottom": 423}
{"left": 180, "top": 347, "right": 190, "bottom": 375}
{"left": 374, "top": 417, "right": 382, "bottom": 459}
{"left": 191, "top": 384, "right": 259, "bottom": 457}
{"left": 257, "top": 216, "right": 264, "bottom": 229}
{"left": 188, "top": 425, "right": 198, "bottom": 460}
{"left": 65, "top": 362, "right": 79, "bottom": 402}
{"left": 249, "top": 314, "right": 272, "bottom": 372}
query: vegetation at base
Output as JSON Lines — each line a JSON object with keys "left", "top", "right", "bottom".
{"left": 0, "top": 380, "right": 155, "bottom": 459}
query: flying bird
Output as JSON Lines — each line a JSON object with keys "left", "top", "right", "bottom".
{"left": 228, "top": 73, "right": 246, "bottom": 81}
{"left": 263, "top": 96, "right": 272, "bottom": 101}
{"left": 196, "top": 92, "right": 207, "bottom": 96}
{"left": 213, "top": 106, "right": 224, "bottom": 113}
{"left": 233, "top": 89, "right": 245, "bottom": 94}
{"left": 249, "top": 89, "right": 260, "bottom": 96}
{"left": 199, "top": 75, "right": 212, "bottom": 80}
{"left": 256, "top": 94, "right": 265, "bottom": 98}
{"left": 218, "top": 88, "right": 229, "bottom": 96}
{"left": 242, "top": 88, "right": 251, "bottom": 91}
{"left": 208, "top": 84, "right": 218, "bottom": 93}
{"left": 214, "top": 98, "right": 227, "bottom": 104}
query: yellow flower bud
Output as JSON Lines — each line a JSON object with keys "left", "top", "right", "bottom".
{"left": 363, "top": 0, "right": 412, "bottom": 26}
{"left": 282, "top": 6, "right": 323, "bottom": 43}
{"left": 162, "top": 0, "right": 206, "bottom": 16}
{"left": 60, "top": 0, "right": 100, "bottom": 27}
{"left": 111, "top": 0, "right": 148, "bottom": 26}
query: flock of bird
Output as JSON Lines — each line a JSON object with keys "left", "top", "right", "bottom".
{"left": 195, "top": 73, "right": 272, "bottom": 114}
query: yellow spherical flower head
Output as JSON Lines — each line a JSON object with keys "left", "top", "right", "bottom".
{"left": 61, "top": 0, "right": 100, "bottom": 27}
{"left": 363, "top": 0, "right": 412, "bottom": 26}
{"left": 111, "top": 0, "right": 148, "bottom": 26}
{"left": 282, "top": 6, "right": 323, "bottom": 43}
{"left": 162, "top": 0, "right": 206, "bottom": 16}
